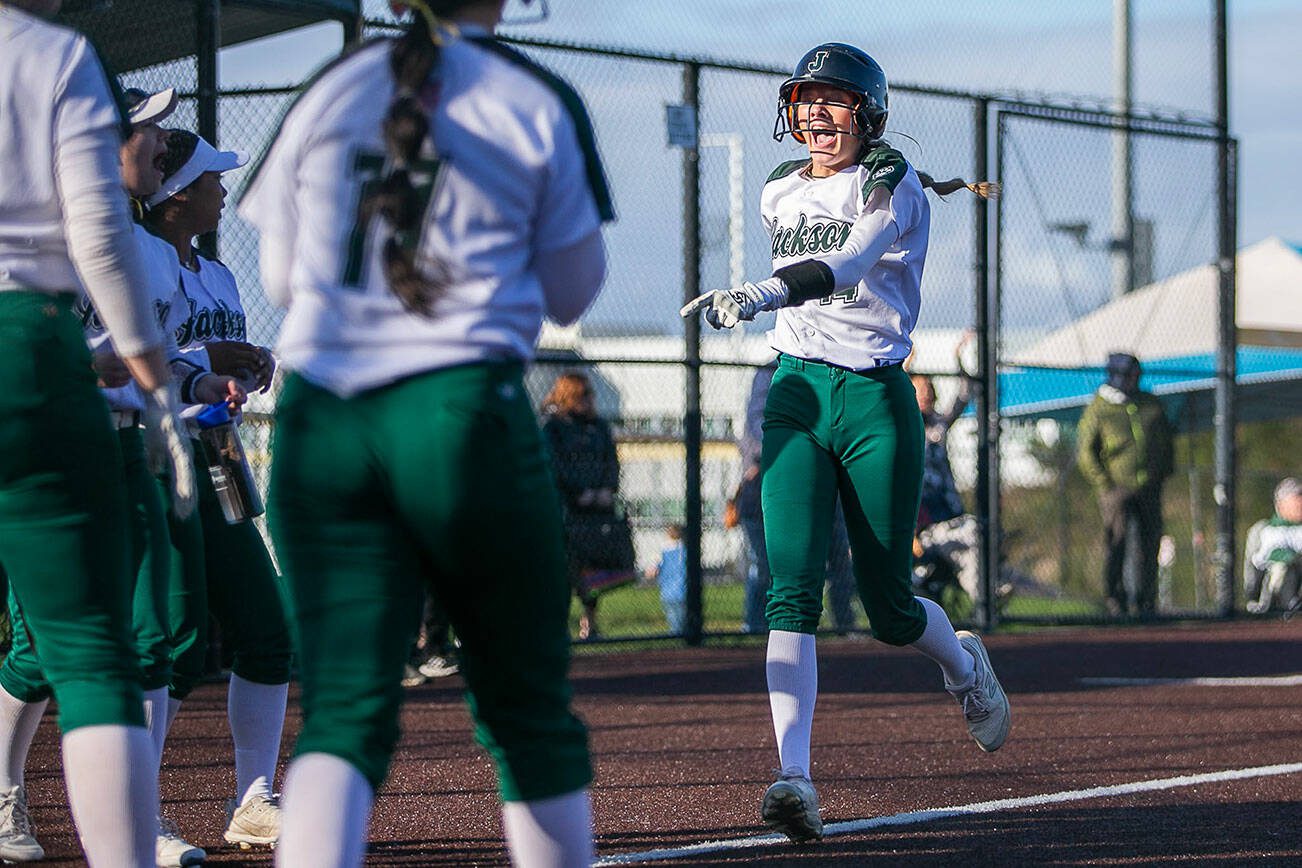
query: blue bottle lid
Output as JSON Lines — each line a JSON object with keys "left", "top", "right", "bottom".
{"left": 195, "top": 402, "right": 232, "bottom": 429}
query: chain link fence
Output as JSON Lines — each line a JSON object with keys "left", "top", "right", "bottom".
{"left": 88, "top": 6, "right": 1256, "bottom": 644}
{"left": 994, "top": 107, "right": 1231, "bottom": 622}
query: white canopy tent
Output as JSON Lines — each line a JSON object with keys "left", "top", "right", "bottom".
{"left": 1001, "top": 237, "right": 1302, "bottom": 426}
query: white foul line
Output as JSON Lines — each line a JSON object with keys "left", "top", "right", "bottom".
{"left": 1080, "top": 675, "right": 1302, "bottom": 687}
{"left": 592, "top": 761, "right": 1302, "bottom": 865}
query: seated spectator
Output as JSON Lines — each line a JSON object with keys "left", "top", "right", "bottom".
{"left": 1244, "top": 477, "right": 1302, "bottom": 613}
{"left": 910, "top": 334, "right": 981, "bottom": 605}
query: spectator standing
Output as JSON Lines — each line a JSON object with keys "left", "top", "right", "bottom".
{"left": 542, "top": 372, "right": 634, "bottom": 640}
{"left": 1077, "top": 352, "right": 1175, "bottom": 617}
{"left": 649, "top": 525, "right": 688, "bottom": 635}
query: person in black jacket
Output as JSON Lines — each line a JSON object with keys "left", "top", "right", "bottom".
{"left": 542, "top": 372, "right": 630, "bottom": 640}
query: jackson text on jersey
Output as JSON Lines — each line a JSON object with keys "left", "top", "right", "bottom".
{"left": 771, "top": 213, "right": 852, "bottom": 260}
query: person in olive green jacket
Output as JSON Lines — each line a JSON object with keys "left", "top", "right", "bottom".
{"left": 1077, "top": 353, "right": 1175, "bottom": 617}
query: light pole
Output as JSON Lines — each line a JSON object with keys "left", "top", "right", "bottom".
{"left": 699, "top": 133, "right": 746, "bottom": 291}
{"left": 1112, "top": 0, "right": 1135, "bottom": 298}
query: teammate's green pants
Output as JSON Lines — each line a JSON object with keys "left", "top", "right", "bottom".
{"left": 762, "top": 355, "right": 928, "bottom": 644}
{"left": 269, "top": 365, "right": 591, "bottom": 800}
{"left": 2, "top": 426, "right": 173, "bottom": 702}
{"left": 0, "top": 292, "right": 144, "bottom": 731}
{"left": 165, "top": 440, "right": 291, "bottom": 699}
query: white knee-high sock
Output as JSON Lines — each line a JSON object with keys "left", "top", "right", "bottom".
{"left": 62, "top": 724, "right": 157, "bottom": 868}
{"left": 142, "top": 687, "right": 169, "bottom": 775}
{"left": 276, "top": 752, "right": 372, "bottom": 868}
{"left": 766, "top": 630, "right": 818, "bottom": 779}
{"left": 910, "top": 596, "right": 976, "bottom": 690}
{"left": 0, "top": 688, "right": 46, "bottom": 791}
{"left": 228, "top": 675, "right": 288, "bottom": 804}
{"left": 502, "top": 788, "right": 593, "bottom": 868}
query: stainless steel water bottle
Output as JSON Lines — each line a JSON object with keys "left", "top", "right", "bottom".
{"left": 195, "top": 402, "right": 264, "bottom": 524}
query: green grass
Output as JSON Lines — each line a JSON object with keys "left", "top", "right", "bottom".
{"left": 568, "top": 580, "right": 1106, "bottom": 642}
{"left": 570, "top": 582, "right": 750, "bottom": 638}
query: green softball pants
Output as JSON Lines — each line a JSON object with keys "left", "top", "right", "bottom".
{"left": 165, "top": 440, "right": 291, "bottom": 699}
{"left": 762, "top": 355, "right": 928, "bottom": 644}
{"left": 0, "top": 292, "right": 144, "bottom": 730}
{"left": 2, "top": 426, "right": 173, "bottom": 701}
{"left": 268, "top": 365, "right": 591, "bottom": 801}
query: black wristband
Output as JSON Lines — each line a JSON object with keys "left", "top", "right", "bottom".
{"left": 179, "top": 369, "right": 208, "bottom": 404}
{"left": 774, "top": 260, "right": 836, "bottom": 305}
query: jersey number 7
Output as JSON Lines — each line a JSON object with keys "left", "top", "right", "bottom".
{"left": 341, "top": 150, "right": 445, "bottom": 289}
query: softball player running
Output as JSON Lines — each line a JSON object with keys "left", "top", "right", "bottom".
{"left": 239, "top": 1, "right": 611, "bottom": 865}
{"left": 0, "top": 3, "right": 197, "bottom": 865}
{"left": 682, "top": 43, "right": 1011, "bottom": 844}
{"left": 142, "top": 128, "right": 291, "bottom": 854}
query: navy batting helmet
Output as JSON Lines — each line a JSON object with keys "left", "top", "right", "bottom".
{"left": 774, "top": 43, "right": 889, "bottom": 144}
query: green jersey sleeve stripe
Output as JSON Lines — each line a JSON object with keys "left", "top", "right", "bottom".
{"left": 766, "top": 159, "right": 807, "bottom": 184}
{"left": 468, "top": 36, "right": 616, "bottom": 223}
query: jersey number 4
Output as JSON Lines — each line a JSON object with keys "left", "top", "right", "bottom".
{"left": 341, "top": 151, "right": 444, "bottom": 288}
{"left": 819, "top": 287, "right": 859, "bottom": 306}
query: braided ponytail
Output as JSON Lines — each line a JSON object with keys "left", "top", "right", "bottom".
{"left": 916, "top": 171, "right": 1000, "bottom": 200}
{"left": 360, "top": 2, "right": 456, "bottom": 316}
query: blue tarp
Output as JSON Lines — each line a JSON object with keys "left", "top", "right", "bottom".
{"left": 998, "top": 347, "right": 1302, "bottom": 427}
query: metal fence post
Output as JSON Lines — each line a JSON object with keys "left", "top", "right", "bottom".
{"left": 682, "top": 62, "right": 704, "bottom": 646}
{"left": 974, "top": 99, "right": 999, "bottom": 629}
{"left": 1213, "top": 0, "right": 1237, "bottom": 617}
{"left": 196, "top": 0, "right": 220, "bottom": 260}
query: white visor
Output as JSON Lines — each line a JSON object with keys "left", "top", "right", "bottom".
{"left": 147, "top": 136, "right": 249, "bottom": 207}
{"left": 127, "top": 88, "right": 178, "bottom": 126}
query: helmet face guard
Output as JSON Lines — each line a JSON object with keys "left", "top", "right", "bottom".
{"left": 775, "top": 85, "right": 871, "bottom": 145}
{"left": 774, "top": 44, "right": 888, "bottom": 145}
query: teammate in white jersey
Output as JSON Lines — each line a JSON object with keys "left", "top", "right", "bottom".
{"left": 0, "top": 3, "right": 197, "bottom": 865}
{"left": 143, "top": 128, "right": 291, "bottom": 853}
{"left": 682, "top": 43, "right": 1011, "bottom": 845}
{"left": 239, "top": 1, "right": 611, "bottom": 865}
{"left": 0, "top": 85, "right": 246, "bottom": 867}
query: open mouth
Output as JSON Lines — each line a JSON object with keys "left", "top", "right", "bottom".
{"left": 809, "top": 122, "right": 839, "bottom": 149}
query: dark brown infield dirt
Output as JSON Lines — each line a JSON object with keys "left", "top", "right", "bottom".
{"left": 18, "top": 620, "right": 1302, "bottom": 865}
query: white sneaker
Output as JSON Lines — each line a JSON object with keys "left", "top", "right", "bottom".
{"left": 760, "top": 769, "right": 823, "bottom": 843}
{"left": 417, "top": 653, "right": 460, "bottom": 679}
{"left": 224, "top": 793, "right": 280, "bottom": 848}
{"left": 157, "top": 815, "right": 206, "bottom": 867}
{"left": 951, "top": 630, "right": 1011, "bottom": 752}
{"left": 0, "top": 784, "right": 44, "bottom": 862}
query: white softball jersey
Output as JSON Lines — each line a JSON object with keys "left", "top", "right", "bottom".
{"left": 0, "top": 6, "right": 160, "bottom": 355}
{"left": 175, "top": 253, "right": 248, "bottom": 348}
{"left": 80, "top": 224, "right": 206, "bottom": 412}
{"left": 239, "top": 28, "right": 614, "bottom": 399}
{"left": 0, "top": 8, "right": 115, "bottom": 293}
{"left": 762, "top": 147, "right": 930, "bottom": 370}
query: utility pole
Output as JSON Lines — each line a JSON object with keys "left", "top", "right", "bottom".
{"left": 1111, "top": 0, "right": 1135, "bottom": 298}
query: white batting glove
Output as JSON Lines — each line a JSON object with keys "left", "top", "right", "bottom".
{"left": 679, "top": 277, "right": 789, "bottom": 329}
{"left": 143, "top": 384, "right": 196, "bottom": 520}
